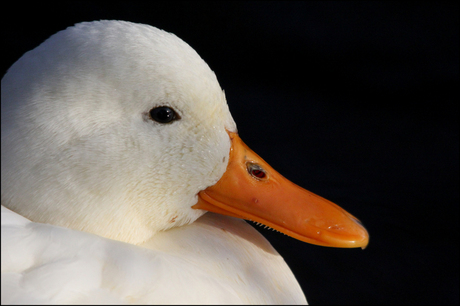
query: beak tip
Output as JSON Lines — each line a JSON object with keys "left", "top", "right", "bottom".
{"left": 356, "top": 227, "right": 370, "bottom": 250}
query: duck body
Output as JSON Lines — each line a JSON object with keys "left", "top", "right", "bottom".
{"left": 1, "top": 20, "right": 368, "bottom": 304}
{"left": 2, "top": 206, "right": 304, "bottom": 304}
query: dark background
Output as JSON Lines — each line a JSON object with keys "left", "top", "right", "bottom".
{"left": 2, "top": 2, "right": 458, "bottom": 304}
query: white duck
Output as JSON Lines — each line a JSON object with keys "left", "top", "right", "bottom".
{"left": 1, "top": 20, "right": 368, "bottom": 304}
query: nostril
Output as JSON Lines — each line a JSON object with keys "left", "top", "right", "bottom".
{"left": 252, "top": 169, "right": 265, "bottom": 178}
{"left": 246, "top": 162, "right": 267, "bottom": 180}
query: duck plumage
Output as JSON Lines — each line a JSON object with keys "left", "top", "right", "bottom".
{"left": 1, "top": 20, "right": 368, "bottom": 304}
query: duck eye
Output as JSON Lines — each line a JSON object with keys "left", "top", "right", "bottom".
{"left": 149, "top": 106, "right": 180, "bottom": 124}
{"left": 247, "top": 162, "right": 267, "bottom": 180}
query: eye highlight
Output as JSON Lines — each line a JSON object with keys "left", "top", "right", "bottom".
{"left": 149, "top": 106, "right": 180, "bottom": 124}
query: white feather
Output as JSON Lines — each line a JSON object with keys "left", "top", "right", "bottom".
{"left": 1, "top": 20, "right": 307, "bottom": 304}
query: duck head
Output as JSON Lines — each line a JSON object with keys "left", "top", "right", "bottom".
{"left": 1, "top": 20, "right": 368, "bottom": 248}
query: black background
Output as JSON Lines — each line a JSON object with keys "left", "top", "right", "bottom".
{"left": 2, "top": 2, "right": 458, "bottom": 304}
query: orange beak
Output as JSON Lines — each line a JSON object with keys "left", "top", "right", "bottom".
{"left": 192, "top": 131, "right": 369, "bottom": 248}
